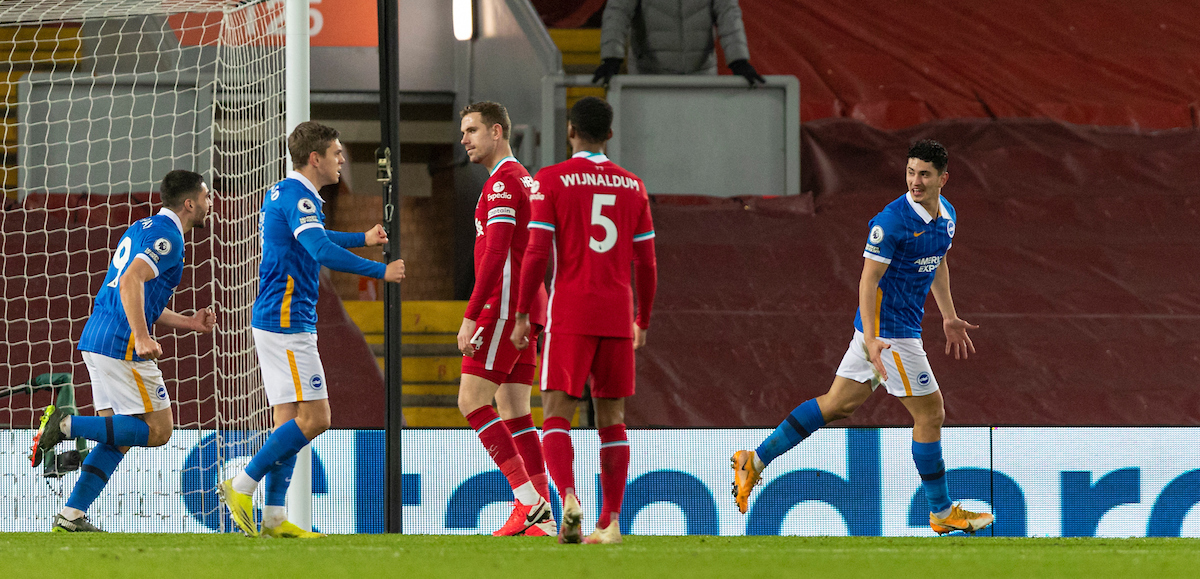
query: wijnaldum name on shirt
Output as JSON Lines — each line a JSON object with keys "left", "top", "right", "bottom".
{"left": 559, "top": 173, "right": 639, "bottom": 190}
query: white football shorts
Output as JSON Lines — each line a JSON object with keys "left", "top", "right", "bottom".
{"left": 82, "top": 351, "right": 171, "bottom": 415}
{"left": 253, "top": 328, "right": 329, "bottom": 405}
{"left": 835, "top": 330, "right": 939, "bottom": 397}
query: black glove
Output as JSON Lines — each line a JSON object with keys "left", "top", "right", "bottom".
{"left": 592, "top": 58, "right": 623, "bottom": 86}
{"left": 728, "top": 59, "right": 766, "bottom": 86}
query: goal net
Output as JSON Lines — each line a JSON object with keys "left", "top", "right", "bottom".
{"left": 0, "top": 0, "right": 285, "bottom": 532}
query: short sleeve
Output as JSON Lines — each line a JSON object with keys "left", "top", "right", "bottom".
{"left": 280, "top": 188, "right": 324, "bottom": 238}
{"left": 863, "top": 214, "right": 901, "bottom": 264}
{"left": 133, "top": 226, "right": 182, "bottom": 277}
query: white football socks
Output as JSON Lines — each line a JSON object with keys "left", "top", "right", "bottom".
{"left": 59, "top": 507, "right": 85, "bottom": 520}
{"left": 514, "top": 481, "right": 541, "bottom": 506}
{"left": 262, "top": 505, "right": 287, "bottom": 528}
{"left": 231, "top": 471, "right": 258, "bottom": 495}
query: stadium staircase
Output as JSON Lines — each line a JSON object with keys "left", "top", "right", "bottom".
{"left": 1, "top": 24, "right": 82, "bottom": 200}
{"left": 547, "top": 28, "right": 606, "bottom": 109}
{"left": 343, "top": 300, "right": 559, "bottom": 428}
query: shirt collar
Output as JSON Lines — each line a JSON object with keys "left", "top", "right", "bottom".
{"left": 489, "top": 156, "right": 518, "bottom": 176}
{"left": 158, "top": 207, "right": 184, "bottom": 234}
{"left": 287, "top": 170, "right": 326, "bottom": 203}
{"left": 905, "top": 191, "right": 938, "bottom": 224}
{"left": 572, "top": 151, "right": 609, "bottom": 163}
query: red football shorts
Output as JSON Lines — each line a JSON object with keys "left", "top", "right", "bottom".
{"left": 461, "top": 317, "right": 539, "bottom": 385}
{"left": 540, "top": 331, "right": 635, "bottom": 399}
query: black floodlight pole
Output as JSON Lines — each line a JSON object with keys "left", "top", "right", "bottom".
{"left": 377, "top": 0, "right": 404, "bottom": 534}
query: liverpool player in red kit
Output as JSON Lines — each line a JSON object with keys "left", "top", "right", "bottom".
{"left": 511, "top": 97, "right": 657, "bottom": 545}
{"left": 457, "top": 101, "right": 554, "bottom": 536}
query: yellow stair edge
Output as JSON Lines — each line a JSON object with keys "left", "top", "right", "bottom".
{"left": 363, "top": 333, "right": 456, "bottom": 345}
{"left": 548, "top": 28, "right": 601, "bottom": 53}
{"left": 344, "top": 300, "right": 468, "bottom": 334}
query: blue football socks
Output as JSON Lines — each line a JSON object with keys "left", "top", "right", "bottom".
{"left": 912, "top": 440, "right": 952, "bottom": 513}
{"left": 263, "top": 453, "right": 298, "bottom": 507}
{"left": 65, "top": 443, "right": 125, "bottom": 512}
{"left": 245, "top": 420, "right": 310, "bottom": 483}
{"left": 69, "top": 415, "right": 150, "bottom": 447}
{"left": 755, "top": 399, "right": 827, "bottom": 466}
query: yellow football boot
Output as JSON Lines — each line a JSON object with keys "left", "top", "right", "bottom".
{"left": 930, "top": 504, "right": 995, "bottom": 535}
{"left": 217, "top": 478, "right": 258, "bottom": 537}
{"left": 262, "top": 520, "right": 326, "bottom": 539}
{"left": 730, "top": 450, "right": 763, "bottom": 514}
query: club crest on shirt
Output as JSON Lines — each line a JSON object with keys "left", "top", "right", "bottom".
{"left": 310, "top": 375, "right": 324, "bottom": 390}
{"left": 946, "top": 220, "right": 955, "bottom": 238}
{"left": 917, "top": 372, "right": 931, "bottom": 386}
{"left": 154, "top": 238, "right": 172, "bottom": 255}
{"left": 298, "top": 198, "right": 317, "bottom": 214}
{"left": 492, "top": 180, "right": 505, "bottom": 193}
{"left": 156, "top": 385, "right": 168, "bottom": 400}
{"left": 869, "top": 225, "right": 885, "bottom": 244}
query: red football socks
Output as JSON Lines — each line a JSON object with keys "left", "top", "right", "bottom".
{"left": 505, "top": 414, "right": 550, "bottom": 501}
{"left": 466, "top": 406, "right": 530, "bottom": 492}
{"left": 541, "top": 416, "right": 575, "bottom": 499}
{"left": 597, "top": 423, "right": 630, "bottom": 529}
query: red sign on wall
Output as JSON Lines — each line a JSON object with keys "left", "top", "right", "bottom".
{"left": 168, "top": 0, "right": 378, "bottom": 48}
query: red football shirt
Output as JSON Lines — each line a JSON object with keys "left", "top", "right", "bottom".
{"left": 517, "top": 152, "right": 657, "bottom": 338}
{"left": 466, "top": 156, "right": 546, "bottom": 325}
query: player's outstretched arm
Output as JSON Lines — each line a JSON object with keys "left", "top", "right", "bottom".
{"left": 930, "top": 256, "right": 978, "bottom": 359}
{"left": 118, "top": 258, "right": 163, "bottom": 360}
{"left": 326, "top": 224, "right": 388, "bottom": 249}
{"left": 296, "top": 227, "right": 403, "bottom": 282}
{"left": 858, "top": 258, "right": 891, "bottom": 380}
{"left": 157, "top": 307, "right": 217, "bottom": 333}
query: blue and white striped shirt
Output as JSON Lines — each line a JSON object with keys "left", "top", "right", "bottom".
{"left": 854, "top": 192, "right": 956, "bottom": 339}
{"left": 79, "top": 209, "right": 186, "bottom": 361}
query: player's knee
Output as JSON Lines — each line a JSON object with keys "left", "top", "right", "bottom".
{"left": 146, "top": 425, "right": 173, "bottom": 447}
{"left": 457, "top": 394, "right": 489, "bottom": 417}
{"left": 919, "top": 406, "right": 945, "bottom": 428}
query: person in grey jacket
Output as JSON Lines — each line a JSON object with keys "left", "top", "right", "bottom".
{"left": 593, "top": 0, "right": 765, "bottom": 86}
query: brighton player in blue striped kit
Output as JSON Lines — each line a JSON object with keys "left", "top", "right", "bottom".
{"left": 30, "top": 170, "right": 217, "bottom": 532}
{"left": 731, "top": 140, "right": 994, "bottom": 535}
{"left": 218, "top": 121, "right": 404, "bottom": 538}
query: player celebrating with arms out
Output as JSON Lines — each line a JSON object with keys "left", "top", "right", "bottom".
{"left": 731, "top": 140, "right": 994, "bottom": 535}
{"left": 218, "top": 121, "right": 405, "bottom": 538}
{"left": 511, "top": 96, "right": 657, "bottom": 545}
{"left": 31, "top": 170, "right": 217, "bottom": 532}
{"left": 455, "top": 101, "right": 554, "bottom": 536}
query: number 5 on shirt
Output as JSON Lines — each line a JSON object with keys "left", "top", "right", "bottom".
{"left": 589, "top": 193, "right": 617, "bottom": 253}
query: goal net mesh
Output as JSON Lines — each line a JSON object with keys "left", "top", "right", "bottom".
{"left": 0, "top": 0, "right": 285, "bottom": 532}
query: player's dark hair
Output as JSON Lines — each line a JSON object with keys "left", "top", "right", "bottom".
{"left": 569, "top": 96, "right": 613, "bottom": 144}
{"left": 160, "top": 170, "right": 205, "bottom": 209}
{"left": 460, "top": 101, "right": 511, "bottom": 140}
{"left": 907, "top": 139, "right": 948, "bottom": 173}
{"left": 288, "top": 121, "right": 340, "bottom": 169}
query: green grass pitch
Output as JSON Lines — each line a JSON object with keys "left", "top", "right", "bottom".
{"left": 2, "top": 534, "right": 1198, "bottom": 578}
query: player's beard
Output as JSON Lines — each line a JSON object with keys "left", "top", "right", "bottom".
{"left": 193, "top": 207, "right": 209, "bottom": 229}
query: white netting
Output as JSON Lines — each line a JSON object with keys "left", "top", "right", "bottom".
{"left": 0, "top": 0, "right": 285, "bottom": 531}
